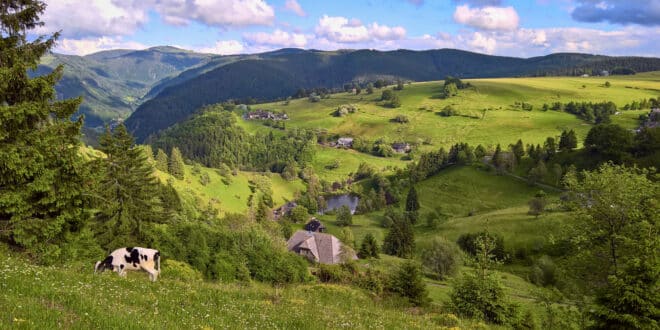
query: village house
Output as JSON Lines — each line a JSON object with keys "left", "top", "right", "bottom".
{"left": 287, "top": 230, "right": 356, "bottom": 264}
{"left": 336, "top": 137, "right": 353, "bottom": 148}
{"left": 392, "top": 142, "right": 411, "bottom": 153}
{"left": 244, "top": 109, "right": 289, "bottom": 121}
{"left": 303, "top": 218, "right": 326, "bottom": 232}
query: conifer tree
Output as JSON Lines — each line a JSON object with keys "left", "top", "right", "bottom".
{"left": 383, "top": 210, "right": 415, "bottom": 258}
{"left": 405, "top": 186, "right": 420, "bottom": 224}
{"left": 169, "top": 146, "right": 185, "bottom": 179}
{"left": 358, "top": 233, "right": 379, "bottom": 259}
{"left": 155, "top": 148, "right": 169, "bottom": 172}
{"left": 93, "top": 124, "right": 165, "bottom": 248}
{"left": 0, "top": 0, "right": 88, "bottom": 260}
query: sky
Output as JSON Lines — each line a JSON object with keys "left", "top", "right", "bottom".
{"left": 36, "top": 0, "right": 660, "bottom": 57}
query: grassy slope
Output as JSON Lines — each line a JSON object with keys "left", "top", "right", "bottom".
{"left": 242, "top": 74, "right": 657, "bottom": 155}
{"left": 154, "top": 162, "right": 304, "bottom": 216}
{"left": 0, "top": 254, "right": 446, "bottom": 329}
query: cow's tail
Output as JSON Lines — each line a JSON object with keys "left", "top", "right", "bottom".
{"left": 155, "top": 251, "right": 161, "bottom": 273}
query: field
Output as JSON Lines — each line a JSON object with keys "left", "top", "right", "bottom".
{"left": 241, "top": 73, "right": 658, "bottom": 155}
{"left": 155, "top": 162, "right": 304, "bottom": 216}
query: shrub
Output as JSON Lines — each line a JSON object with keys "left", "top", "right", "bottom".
{"left": 451, "top": 272, "right": 519, "bottom": 325}
{"left": 457, "top": 232, "right": 506, "bottom": 261}
{"left": 336, "top": 205, "right": 353, "bottom": 226}
{"left": 388, "top": 260, "right": 430, "bottom": 307}
{"left": 439, "top": 105, "right": 456, "bottom": 117}
{"left": 316, "top": 264, "right": 352, "bottom": 283}
{"left": 529, "top": 255, "right": 557, "bottom": 287}
{"left": 393, "top": 114, "right": 409, "bottom": 123}
{"left": 162, "top": 259, "right": 204, "bottom": 282}
{"left": 420, "top": 237, "right": 461, "bottom": 280}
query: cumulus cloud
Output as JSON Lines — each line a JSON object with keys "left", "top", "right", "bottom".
{"left": 453, "top": 5, "right": 519, "bottom": 31}
{"left": 571, "top": 0, "right": 660, "bottom": 26}
{"left": 244, "top": 29, "right": 308, "bottom": 47}
{"left": 38, "top": 0, "right": 149, "bottom": 38}
{"left": 284, "top": 0, "right": 306, "bottom": 16}
{"left": 197, "top": 40, "right": 245, "bottom": 55}
{"left": 54, "top": 37, "right": 147, "bottom": 55}
{"left": 39, "top": 0, "right": 275, "bottom": 39}
{"left": 315, "top": 15, "right": 406, "bottom": 43}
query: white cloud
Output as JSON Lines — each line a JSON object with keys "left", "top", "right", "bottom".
{"left": 197, "top": 40, "right": 246, "bottom": 55}
{"left": 467, "top": 32, "right": 497, "bottom": 53}
{"left": 54, "top": 37, "right": 147, "bottom": 55}
{"left": 284, "top": 0, "right": 306, "bottom": 17}
{"left": 244, "top": 29, "right": 308, "bottom": 47}
{"left": 39, "top": 0, "right": 275, "bottom": 39}
{"left": 315, "top": 15, "right": 406, "bottom": 44}
{"left": 38, "top": 0, "right": 149, "bottom": 38}
{"left": 369, "top": 23, "right": 407, "bottom": 40}
{"left": 453, "top": 4, "right": 519, "bottom": 31}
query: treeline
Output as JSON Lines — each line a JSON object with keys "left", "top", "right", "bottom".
{"left": 149, "top": 106, "right": 316, "bottom": 172}
{"left": 541, "top": 97, "right": 659, "bottom": 124}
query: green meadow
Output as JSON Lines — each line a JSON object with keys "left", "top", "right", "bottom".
{"left": 241, "top": 73, "right": 657, "bottom": 154}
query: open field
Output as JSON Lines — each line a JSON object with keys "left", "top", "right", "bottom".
{"left": 241, "top": 74, "right": 658, "bottom": 154}
{"left": 155, "top": 163, "right": 304, "bottom": 216}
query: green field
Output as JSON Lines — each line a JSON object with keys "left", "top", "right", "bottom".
{"left": 155, "top": 163, "right": 304, "bottom": 216}
{"left": 312, "top": 146, "right": 408, "bottom": 183}
{"left": 242, "top": 73, "right": 658, "bottom": 155}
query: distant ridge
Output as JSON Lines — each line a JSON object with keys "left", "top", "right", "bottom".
{"left": 123, "top": 48, "right": 660, "bottom": 141}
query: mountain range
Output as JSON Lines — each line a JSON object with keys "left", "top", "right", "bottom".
{"left": 38, "top": 47, "right": 660, "bottom": 141}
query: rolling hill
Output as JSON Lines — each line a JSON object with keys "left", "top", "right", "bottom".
{"left": 125, "top": 49, "right": 660, "bottom": 141}
{"left": 35, "top": 46, "right": 213, "bottom": 128}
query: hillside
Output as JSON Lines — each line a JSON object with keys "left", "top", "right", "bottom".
{"left": 125, "top": 49, "right": 660, "bottom": 141}
{"left": 35, "top": 47, "right": 212, "bottom": 128}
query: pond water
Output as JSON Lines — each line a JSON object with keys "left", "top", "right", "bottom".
{"left": 320, "top": 194, "right": 360, "bottom": 215}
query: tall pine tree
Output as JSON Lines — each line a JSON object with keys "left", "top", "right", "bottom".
{"left": 0, "top": 0, "right": 88, "bottom": 261}
{"left": 155, "top": 148, "right": 169, "bottom": 172}
{"left": 405, "top": 186, "right": 420, "bottom": 224}
{"left": 383, "top": 210, "right": 415, "bottom": 258}
{"left": 169, "top": 146, "right": 185, "bottom": 179}
{"left": 93, "top": 124, "right": 166, "bottom": 249}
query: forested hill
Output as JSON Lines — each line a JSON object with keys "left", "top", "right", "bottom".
{"left": 125, "top": 49, "right": 660, "bottom": 142}
{"left": 35, "top": 46, "right": 212, "bottom": 127}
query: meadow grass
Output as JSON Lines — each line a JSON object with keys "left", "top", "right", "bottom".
{"left": 311, "top": 146, "right": 408, "bottom": 183}
{"left": 241, "top": 74, "right": 658, "bottom": 154}
{"left": 0, "top": 253, "right": 452, "bottom": 329}
{"left": 155, "top": 163, "right": 304, "bottom": 216}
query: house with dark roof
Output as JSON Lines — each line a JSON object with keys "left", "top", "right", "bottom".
{"left": 287, "top": 230, "right": 356, "bottom": 264}
{"left": 392, "top": 142, "right": 411, "bottom": 153}
{"left": 303, "top": 218, "right": 326, "bottom": 232}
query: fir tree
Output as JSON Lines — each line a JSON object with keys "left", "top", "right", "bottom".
{"left": 405, "top": 186, "right": 420, "bottom": 224}
{"left": 169, "top": 146, "right": 185, "bottom": 179}
{"left": 93, "top": 124, "right": 166, "bottom": 249}
{"left": 382, "top": 210, "right": 415, "bottom": 258}
{"left": 358, "top": 233, "right": 379, "bottom": 259}
{"left": 558, "top": 129, "right": 578, "bottom": 152}
{"left": 155, "top": 148, "right": 169, "bottom": 172}
{"left": 389, "top": 260, "right": 430, "bottom": 306}
{"left": 0, "top": 0, "right": 89, "bottom": 261}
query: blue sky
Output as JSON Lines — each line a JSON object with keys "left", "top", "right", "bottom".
{"left": 38, "top": 0, "right": 660, "bottom": 57}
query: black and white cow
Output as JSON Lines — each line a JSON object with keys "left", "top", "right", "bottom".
{"left": 94, "top": 247, "right": 161, "bottom": 282}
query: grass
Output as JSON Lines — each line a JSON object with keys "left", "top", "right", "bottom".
{"left": 241, "top": 74, "right": 658, "bottom": 155}
{"left": 414, "top": 165, "right": 556, "bottom": 218}
{"left": 312, "top": 146, "right": 408, "bottom": 182}
{"left": 0, "top": 252, "right": 445, "bottom": 329}
{"left": 155, "top": 162, "right": 304, "bottom": 216}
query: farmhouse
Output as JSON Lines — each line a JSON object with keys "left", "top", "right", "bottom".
{"left": 244, "top": 109, "right": 289, "bottom": 121}
{"left": 392, "top": 142, "right": 411, "bottom": 153}
{"left": 336, "top": 137, "right": 354, "bottom": 148}
{"left": 273, "top": 201, "right": 297, "bottom": 220}
{"left": 303, "top": 218, "right": 326, "bottom": 232}
{"left": 287, "top": 230, "right": 356, "bottom": 264}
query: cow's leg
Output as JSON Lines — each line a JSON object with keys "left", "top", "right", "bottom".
{"left": 144, "top": 268, "right": 158, "bottom": 282}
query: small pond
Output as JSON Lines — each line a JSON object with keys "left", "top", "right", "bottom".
{"left": 320, "top": 194, "right": 360, "bottom": 215}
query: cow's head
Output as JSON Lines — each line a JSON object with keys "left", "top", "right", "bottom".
{"left": 94, "top": 256, "right": 113, "bottom": 274}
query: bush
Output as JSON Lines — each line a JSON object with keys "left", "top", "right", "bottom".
{"left": 439, "top": 105, "right": 456, "bottom": 117}
{"left": 316, "top": 264, "right": 351, "bottom": 283}
{"left": 529, "top": 255, "right": 557, "bottom": 287}
{"left": 336, "top": 205, "right": 353, "bottom": 226}
{"left": 457, "top": 232, "right": 506, "bottom": 261}
{"left": 393, "top": 114, "right": 409, "bottom": 123}
{"left": 420, "top": 237, "right": 461, "bottom": 280}
{"left": 162, "top": 259, "right": 204, "bottom": 282}
{"left": 387, "top": 260, "right": 430, "bottom": 307}
{"left": 451, "top": 272, "right": 519, "bottom": 325}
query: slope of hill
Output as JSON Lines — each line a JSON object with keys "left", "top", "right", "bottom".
{"left": 126, "top": 49, "right": 660, "bottom": 141}
{"left": 36, "top": 47, "right": 212, "bottom": 128}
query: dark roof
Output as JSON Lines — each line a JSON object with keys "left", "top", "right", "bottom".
{"left": 304, "top": 218, "right": 325, "bottom": 232}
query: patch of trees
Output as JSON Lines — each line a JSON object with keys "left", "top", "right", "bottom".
{"left": 352, "top": 137, "right": 396, "bottom": 158}
{"left": 333, "top": 104, "right": 358, "bottom": 117}
{"left": 622, "top": 97, "right": 659, "bottom": 110}
{"left": 441, "top": 76, "right": 470, "bottom": 99}
{"left": 380, "top": 89, "right": 401, "bottom": 108}
{"left": 544, "top": 100, "right": 617, "bottom": 124}
{"left": 150, "top": 108, "right": 316, "bottom": 172}
{"left": 392, "top": 114, "right": 409, "bottom": 123}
